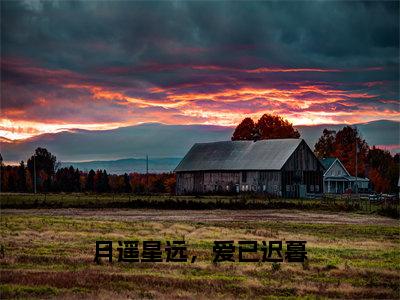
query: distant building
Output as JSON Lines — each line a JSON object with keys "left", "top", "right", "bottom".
{"left": 174, "top": 139, "right": 324, "bottom": 198}
{"left": 320, "top": 157, "right": 369, "bottom": 194}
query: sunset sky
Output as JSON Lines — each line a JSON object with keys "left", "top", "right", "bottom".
{"left": 1, "top": 0, "right": 399, "bottom": 141}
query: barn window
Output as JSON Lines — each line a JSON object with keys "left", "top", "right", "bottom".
{"left": 242, "top": 172, "right": 247, "bottom": 183}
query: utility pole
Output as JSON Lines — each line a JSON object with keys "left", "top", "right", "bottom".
{"left": 354, "top": 127, "right": 358, "bottom": 197}
{"left": 146, "top": 154, "right": 149, "bottom": 192}
{"left": 33, "top": 154, "right": 37, "bottom": 194}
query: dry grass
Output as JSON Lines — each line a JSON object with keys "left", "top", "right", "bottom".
{"left": 1, "top": 209, "right": 399, "bottom": 299}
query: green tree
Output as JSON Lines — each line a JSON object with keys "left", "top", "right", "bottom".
{"left": 123, "top": 173, "right": 132, "bottom": 193}
{"left": 314, "top": 129, "right": 336, "bottom": 158}
{"left": 17, "top": 161, "right": 27, "bottom": 192}
{"left": 86, "top": 169, "right": 95, "bottom": 192}
{"left": 27, "top": 148, "right": 57, "bottom": 192}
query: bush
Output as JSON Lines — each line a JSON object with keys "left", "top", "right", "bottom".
{"left": 271, "top": 262, "right": 281, "bottom": 272}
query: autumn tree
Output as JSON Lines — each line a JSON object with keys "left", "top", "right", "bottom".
{"left": 333, "top": 126, "right": 368, "bottom": 177}
{"left": 231, "top": 114, "right": 300, "bottom": 140}
{"left": 367, "top": 147, "right": 399, "bottom": 193}
{"left": 256, "top": 114, "right": 300, "bottom": 140}
{"left": 231, "top": 117, "right": 255, "bottom": 140}
{"left": 314, "top": 129, "right": 336, "bottom": 158}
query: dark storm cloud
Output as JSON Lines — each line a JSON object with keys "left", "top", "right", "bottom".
{"left": 1, "top": 0, "right": 399, "bottom": 140}
{"left": 3, "top": 1, "right": 398, "bottom": 70}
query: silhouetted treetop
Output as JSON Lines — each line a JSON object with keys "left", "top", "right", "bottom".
{"left": 231, "top": 114, "right": 300, "bottom": 141}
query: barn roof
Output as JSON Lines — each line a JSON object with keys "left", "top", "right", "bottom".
{"left": 174, "top": 139, "right": 303, "bottom": 172}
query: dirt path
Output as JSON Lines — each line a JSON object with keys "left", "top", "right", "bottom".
{"left": 2, "top": 209, "right": 398, "bottom": 225}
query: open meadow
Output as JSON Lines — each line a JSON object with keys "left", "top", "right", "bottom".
{"left": 1, "top": 196, "right": 399, "bottom": 299}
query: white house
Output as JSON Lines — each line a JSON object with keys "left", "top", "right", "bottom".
{"left": 320, "top": 158, "right": 369, "bottom": 194}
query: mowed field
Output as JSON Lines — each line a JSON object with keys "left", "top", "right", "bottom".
{"left": 1, "top": 207, "right": 399, "bottom": 299}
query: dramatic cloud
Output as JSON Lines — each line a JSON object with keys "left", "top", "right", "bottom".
{"left": 1, "top": 1, "right": 399, "bottom": 140}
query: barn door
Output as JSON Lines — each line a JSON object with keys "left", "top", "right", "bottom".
{"left": 299, "top": 184, "right": 306, "bottom": 198}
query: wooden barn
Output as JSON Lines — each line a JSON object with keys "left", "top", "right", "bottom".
{"left": 174, "top": 139, "right": 325, "bottom": 198}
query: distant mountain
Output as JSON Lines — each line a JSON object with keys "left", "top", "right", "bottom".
{"left": 1, "top": 120, "right": 399, "bottom": 171}
{"left": 61, "top": 157, "right": 182, "bottom": 174}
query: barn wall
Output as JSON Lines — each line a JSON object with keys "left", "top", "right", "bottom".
{"left": 203, "top": 171, "right": 240, "bottom": 192}
{"left": 177, "top": 170, "right": 282, "bottom": 196}
{"left": 281, "top": 140, "right": 324, "bottom": 197}
{"left": 176, "top": 172, "right": 194, "bottom": 195}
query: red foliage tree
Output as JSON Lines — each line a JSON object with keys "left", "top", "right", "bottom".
{"left": 256, "top": 114, "right": 300, "bottom": 140}
{"left": 333, "top": 126, "right": 368, "bottom": 177}
{"left": 231, "top": 114, "right": 299, "bottom": 141}
{"left": 231, "top": 117, "right": 255, "bottom": 140}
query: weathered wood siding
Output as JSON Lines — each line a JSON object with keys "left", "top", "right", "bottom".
{"left": 281, "top": 140, "right": 324, "bottom": 197}
{"left": 176, "top": 170, "right": 281, "bottom": 196}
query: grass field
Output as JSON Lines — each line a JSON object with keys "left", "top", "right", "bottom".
{"left": 2, "top": 193, "right": 395, "bottom": 213}
{"left": 1, "top": 205, "right": 399, "bottom": 299}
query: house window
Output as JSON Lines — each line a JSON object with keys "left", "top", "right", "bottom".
{"left": 226, "top": 185, "right": 230, "bottom": 191}
{"left": 315, "top": 185, "right": 319, "bottom": 192}
{"left": 286, "top": 185, "right": 290, "bottom": 192}
{"left": 263, "top": 185, "right": 266, "bottom": 191}
{"left": 310, "top": 185, "right": 314, "bottom": 192}
{"left": 242, "top": 172, "right": 247, "bottom": 183}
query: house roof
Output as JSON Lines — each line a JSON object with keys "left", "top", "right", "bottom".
{"left": 174, "top": 139, "right": 303, "bottom": 172}
{"left": 320, "top": 157, "right": 336, "bottom": 170}
{"left": 320, "top": 157, "right": 351, "bottom": 177}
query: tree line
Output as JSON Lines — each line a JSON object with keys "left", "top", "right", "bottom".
{"left": 1, "top": 114, "right": 398, "bottom": 194}
{"left": 0, "top": 148, "right": 176, "bottom": 194}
